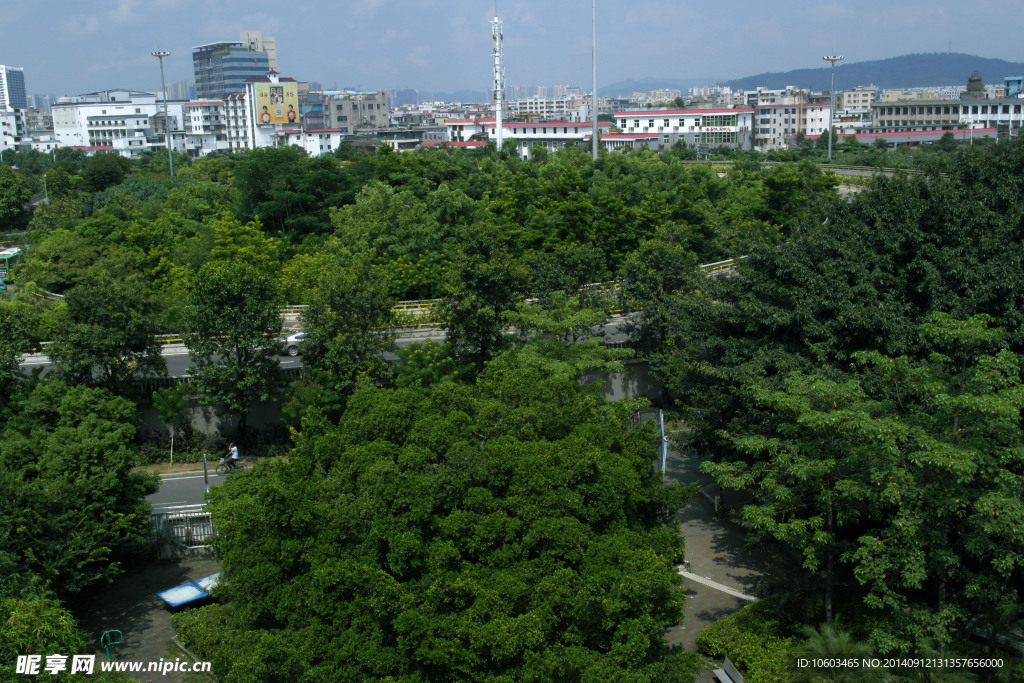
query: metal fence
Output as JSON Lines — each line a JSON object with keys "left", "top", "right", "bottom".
{"left": 150, "top": 509, "right": 215, "bottom": 548}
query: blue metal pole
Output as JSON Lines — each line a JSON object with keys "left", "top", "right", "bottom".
{"left": 659, "top": 410, "right": 667, "bottom": 473}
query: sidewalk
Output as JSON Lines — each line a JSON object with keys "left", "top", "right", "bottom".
{"left": 73, "top": 556, "right": 220, "bottom": 682}
{"left": 661, "top": 441, "right": 770, "bottom": 679}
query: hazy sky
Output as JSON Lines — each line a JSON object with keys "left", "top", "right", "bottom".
{"left": 6, "top": 0, "right": 1024, "bottom": 98}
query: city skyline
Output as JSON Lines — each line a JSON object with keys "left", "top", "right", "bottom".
{"left": 4, "top": 0, "right": 1024, "bottom": 99}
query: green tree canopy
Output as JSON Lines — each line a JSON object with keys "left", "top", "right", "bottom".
{"left": 0, "top": 380, "right": 157, "bottom": 598}
{"left": 177, "top": 343, "right": 698, "bottom": 681}
{"left": 48, "top": 277, "right": 165, "bottom": 389}
{"left": 183, "top": 260, "right": 282, "bottom": 438}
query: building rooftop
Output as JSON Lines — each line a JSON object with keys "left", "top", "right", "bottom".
{"left": 614, "top": 108, "right": 754, "bottom": 116}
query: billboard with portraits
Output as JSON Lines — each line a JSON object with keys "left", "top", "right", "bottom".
{"left": 254, "top": 82, "right": 299, "bottom": 125}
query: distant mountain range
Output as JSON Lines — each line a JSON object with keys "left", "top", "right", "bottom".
{"left": 718, "top": 53, "right": 1024, "bottom": 91}
{"left": 392, "top": 54, "right": 1024, "bottom": 106}
{"left": 601, "top": 53, "right": 1024, "bottom": 97}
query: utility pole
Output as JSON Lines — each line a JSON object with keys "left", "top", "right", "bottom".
{"left": 822, "top": 55, "right": 844, "bottom": 161}
{"left": 151, "top": 51, "right": 174, "bottom": 177}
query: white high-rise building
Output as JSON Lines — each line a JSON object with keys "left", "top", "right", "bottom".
{"left": 240, "top": 30, "right": 278, "bottom": 72}
{"left": 0, "top": 65, "right": 28, "bottom": 112}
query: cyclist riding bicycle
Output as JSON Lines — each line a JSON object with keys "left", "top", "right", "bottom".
{"left": 226, "top": 443, "right": 240, "bottom": 470}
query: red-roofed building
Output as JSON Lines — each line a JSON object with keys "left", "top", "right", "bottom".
{"left": 443, "top": 118, "right": 612, "bottom": 158}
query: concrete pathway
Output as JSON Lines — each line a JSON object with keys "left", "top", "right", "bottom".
{"left": 660, "top": 440, "right": 771, "bottom": 680}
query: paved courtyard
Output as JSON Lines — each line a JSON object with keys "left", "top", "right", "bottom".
{"left": 72, "top": 555, "right": 220, "bottom": 682}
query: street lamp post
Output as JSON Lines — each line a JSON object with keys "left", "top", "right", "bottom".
{"left": 150, "top": 51, "right": 174, "bottom": 177}
{"left": 822, "top": 55, "right": 844, "bottom": 161}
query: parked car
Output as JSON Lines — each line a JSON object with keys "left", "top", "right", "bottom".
{"left": 279, "top": 331, "right": 307, "bottom": 356}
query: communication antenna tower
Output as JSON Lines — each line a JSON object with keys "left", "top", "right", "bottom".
{"left": 492, "top": 7, "right": 505, "bottom": 151}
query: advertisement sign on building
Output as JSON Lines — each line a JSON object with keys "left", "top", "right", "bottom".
{"left": 254, "top": 83, "right": 299, "bottom": 125}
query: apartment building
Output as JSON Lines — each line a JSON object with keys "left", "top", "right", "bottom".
{"left": 753, "top": 102, "right": 831, "bottom": 151}
{"left": 324, "top": 91, "right": 389, "bottom": 132}
{"left": 0, "top": 109, "right": 23, "bottom": 156}
{"left": 443, "top": 118, "right": 613, "bottom": 158}
{"left": 506, "top": 95, "right": 582, "bottom": 119}
{"left": 183, "top": 100, "right": 229, "bottom": 156}
{"left": 614, "top": 108, "right": 755, "bottom": 150}
{"left": 52, "top": 90, "right": 185, "bottom": 157}
{"left": 840, "top": 86, "right": 878, "bottom": 113}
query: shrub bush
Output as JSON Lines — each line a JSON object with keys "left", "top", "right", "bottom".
{"left": 696, "top": 595, "right": 800, "bottom": 682}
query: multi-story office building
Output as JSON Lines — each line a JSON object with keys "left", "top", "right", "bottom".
{"left": 0, "top": 66, "right": 27, "bottom": 111}
{"left": 870, "top": 99, "right": 960, "bottom": 132}
{"left": 193, "top": 42, "right": 270, "bottom": 99}
{"left": 52, "top": 89, "right": 184, "bottom": 157}
{"left": 240, "top": 30, "right": 278, "bottom": 72}
{"left": 955, "top": 98, "right": 1024, "bottom": 133}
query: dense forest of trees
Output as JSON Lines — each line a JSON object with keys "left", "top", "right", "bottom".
{"left": 1, "top": 133, "right": 1021, "bottom": 681}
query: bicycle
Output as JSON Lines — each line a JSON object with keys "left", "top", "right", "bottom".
{"left": 216, "top": 457, "right": 248, "bottom": 476}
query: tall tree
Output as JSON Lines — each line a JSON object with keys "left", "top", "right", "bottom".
{"left": 0, "top": 380, "right": 157, "bottom": 598}
{"left": 177, "top": 342, "right": 698, "bottom": 681}
{"left": 0, "top": 164, "right": 31, "bottom": 225}
{"left": 296, "top": 259, "right": 397, "bottom": 415}
{"left": 48, "top": 277, "right": 165, "bottom": 389}
{"left": 183, "top": 260, "right": 281, "bottom": 439}
{"left": 81, "top": 153, "right": 131, "bottom": 193}
{"left": 705, "top": 315, "right": 1024, "bottom": 654}
{"left": 443, "top": 222, "right": 528, "bottom": 370}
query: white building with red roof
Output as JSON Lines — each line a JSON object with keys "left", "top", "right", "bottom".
{"left": 443, "top": 117, "right": 612, "bottom": 158}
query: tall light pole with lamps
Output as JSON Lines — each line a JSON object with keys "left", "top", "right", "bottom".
{"left": 822, "top": 55, "right": 844, "bottom": 161}
{"left": 150, "top": 51, "right": 174, "bottom": 177}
